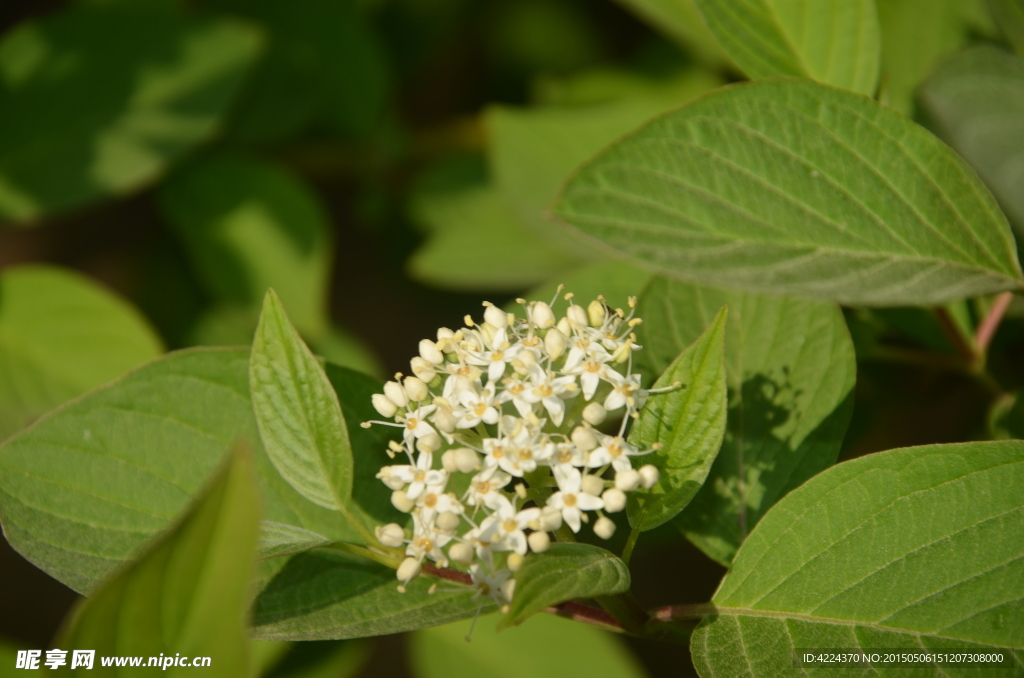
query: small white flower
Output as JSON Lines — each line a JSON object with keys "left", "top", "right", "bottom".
{"left": 602, "top": 488, "right": 626, "bottom": 513}
{"left": 456, "top": 384, "right": 500, "bottom": 429}
{"left": 589, "top": 435, "right": 642, "bottom": 473}
{"left": 469, "top": 564, "right": 512, "bottom": 605}
{"left": 479, "top": 496, "right": 541, "bottom": 555}
{"left": 547, "top": 467, "right": 604, "bottom": 533}
{"left": 522, "top": 365, "right": 577, "bottom": 426}
{"left": 527, "top": 530, "right": 550, "bottom": 553}
{"left": 466, "top": 328, "right": 522, "bottom": 382}
{"left": 372, "top": 393, "right": 398, "bottom": 417}
{"left": 638, "top": 464, "right": 660, "bottom": 489}
{"left": 465, "top": 468, "right": 512, "bottom": 509}
{"left": 593, "top": 516, "right": 616, "bottom": 540}
{"left": 603, "top": 369, "right": 642, "bottom": 412}
{"left": 419, "top": 339, "right": 444, "bottom": 365}
{"left": 399, "top": 405, "right": 438, "bottom": 449}
{"left": 376, "top": 523, "right": 405, "bottom": 547}
{"left": 384, "top": 380, "right": 409, "bottom": 408}
{"left": 391, "top": 453, "right": 447, "bottom": 500}
{"left": 407, "top": 513, "right": 453, "bottom": 564}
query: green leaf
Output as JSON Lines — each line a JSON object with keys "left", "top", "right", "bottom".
{"left": 627, "top": 306, "right": 727, "bottom": 532}
{"left": 259, "top": 640, "right": 368, "bottom": 678}
{"left": 500, "top": 543, "right": 631, "bottom": 629}
{"left": 252, "top": 550, "right": 493, "bottom": 640}
{"left": 690, "top": 441, "right": 1024, "bottom": 677}
{"left": 411, "top": 612, "right": 647, "bottom": 678}
{"left": 610, "top": 0, "right": 732, "bottom": 68}
{"left": 692, "top": 0, "right": 880, "bottom": 95}
{"left": 0, "top": 5, "right": 261, "bottom": 222}
{"left": 258, "top": 522, "right": 332, "bottom": 561}
{"left": 511, "top": 260, "right": 652, "bottom": 315}
{"left": 554, "top": 79, "right": 1024, "bottom": 306}
{"left": 0, "top": 347, "right": 390, "bottom": 594}
{"left": 408, "top": 158, "right": 583, "bottom": 292}
{"left": 877, "top": 0, "right": 989, "bottom": 115}
{"left": 56, "top": 445, "right": 259, "bottom": 677}
{"left": 987, "top": 0, "right": 1024, "bottom": 54}
{"left": 920, "top": 46, "right": 1024, "bottom": 256}
{"left": 207, "top": 0, "right": 389, "bottom": 144}
{"left": 0, "top": 265, "right": 162, "bottom": 442}
{"left": 250, "top": 291, "right": 367, "bottom": 539}
{"left": 990, "top": 391, "right": 1024, "bottom": 439}
{"left": 158, "top": 154, "right": 334, "bottom": 340}
{"left": 634, "top": 277, "right": 856, "bottom": 565}
{"left": 489, "top": 70, "right": 722, "bottom": 253}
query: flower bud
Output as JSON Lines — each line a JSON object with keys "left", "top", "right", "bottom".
{"left": 615, "top": 469, "right": 641, "bottom": 492}
{"left": 556, "top": 317, "right": 572, "bottom": 336}
{"left": 638, "top": 464, "right": 660, "bottom": 489}
{"left": 567, "top": 304, "right": 588, "bottom": 327}
{"left": 530, "top": 301, "right": 555, "bottom": 328}
{"left": 583, "top": 402, "right": 607, "bottom": 425}
{"left": 602, "top": 488, "right": 627, "bottom": 513}
{"left": 452, "top": 447, "right": 480, "bottom": 473}
{"left": 434, "top": 408, "right": 456, "bottom": 434}
{"left": 378, "top": 467, "right": 406, "bottom": 491}
{"left": 484, "top": 304, "right": 508, "bottom": 329}
{"left": 403, "top": 376, "right": 429, "bottom": 402}
{"left": 587, "top": 300, "right": 606, "bottom": 327}
{"left": 384, "top": 380, "right": 408, "bottom": 408}
{"left": 507, "top": 553, "right": 524, "bottom": 571}
{"left": 416, "top": 431, "right": 442, "bottom": 454}
{"left": 372, "top": 393, "right": 398, "bottom": 418}
{"left": 441, "top": 450, "right": 459, "bottom": 473}
{"left": 571, "top": 426, "right": 598, "bottom": 452}
{"left": 545, "top": 327, "right": 567, "bottom": 360}
{"left": 410, "top": 356, "right": 437, "bottom": 383}
{"left": 436, "top": 511, "right": 461, "bottom": 532}
{"left": 391, "top": 490, "right": 415, "bottom": 513}
{"left": 500, "top": 578, "right": 517, "bottom": 602}
{"left": 593, "top": 516, "right": 616, "bottom": 540}
{"left": 539, "top": 506, "right": 562, "bottom": 532}
{"left": 397, "top": 557, "right": 421, "bottom": 583}
{"left": 376, "top": 523, "right": 405, "bottom": 547}
{"left": 581, "top": 474, "right": 604, "bottom": 497}
{"left": 528, "top": 530, "right": 551, "bottom": 553}
{"left": 419, "top": 339, "right": 444, "bottom": 364}
{"left": 449, "top": 542, "right": 474, "bottom": 564}
{"left": 612, "top": 339, "right": 634, "bottom": 365}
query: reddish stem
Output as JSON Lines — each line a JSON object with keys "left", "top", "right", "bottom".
{"left": 420, "top": 563, "right": 625, "bottom": 632}
{"left": 975, "top": 292, "right": 1014, "bottom": 357}
{"left": 933, "top": 306, "right": 977, "bottom": 366}
{"left": 650, "top": 603, "right": 717, "bottom": 622}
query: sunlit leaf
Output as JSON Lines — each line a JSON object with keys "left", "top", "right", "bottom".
{"left": 628, "top": 307, "right": 727, "bottom": 532}
{"left": 0, "top": 266, "right": 162, "bottom": 442}
{"left": 691, "top": 441, "right": 1024, "bottom": 677}
{"left": 554, "top": 79, "right": 1023, "bottom": 306}
{"left": 692, "top": 0, "right": 880, "bottom": 95}
{"left": 0, "top": 348, "right": 391, "bottom": 594}
{"left": 57, "top": 445, "right": 259, "bottom": 678}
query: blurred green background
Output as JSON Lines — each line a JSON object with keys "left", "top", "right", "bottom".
{"left": 1, "top": 0, "right": 1022, "bottom": 675}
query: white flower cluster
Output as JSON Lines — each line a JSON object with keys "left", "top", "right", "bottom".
{"left": 365, "top": 292, "right": 664, "bottom": 608}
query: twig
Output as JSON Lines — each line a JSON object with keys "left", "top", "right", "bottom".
{"left": 975, "top": 291, "right": 1014, "bottom": 359}
{"left": 420, "top": 563, "right": 626, "bottom": 632}
{"left": 933, "top": 305, "right": 977, "bottom": 366}
{"left": 650, "top": 603, "right": 718, "bottom": 622}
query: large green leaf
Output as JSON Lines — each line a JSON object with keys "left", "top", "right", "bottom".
{"left": 635, "top": 277, "right": 856, "bottom": 565}
{"left": 877, "top": 0, "right": 993, "bottom": 115}
{"left": 56, "top": 446, "right": 258, "bottom": 677}
{"left": 692, "top": 0, "right": 880, "bottom": 95}
{"left": 0, "top": 5, "right": 261, "bottom": 222}
{"left": 554, "top": 79, "right": 1023, "bottom": 306}
{"left": 411, "top": 612, "right": 647, "bottom": 678}
{"left": 690, "top": 441, "right": 1024, "bottom": 677}
{"left": 0, "top": 347, "right": 392, "bottom": 594}
{"left": 0, "top": 266, "right": 162, "bottom": 442}
{"left": 627, "top": 306, "right": 727, "bottom": 532}
{"left": 500, "top": 543, "right": 631, "bottom": 629}
{"left": 158, "top": 154, "right": 333, "bottom": 340}
{"left": 250, "top": 292, "right": 365, "bottom": 540}
{"left": 257, "top": 522, "right": 332, "bottom": 561}
{"left": 252, "top": 550, "right": 491, "bottom": 640}
{"left": 489, "top": 68, "right": 722, "bottom": 253}
{"left": 610, "top": 0, "right": 731, "bottom": 68}
{"left": 407, "top": 158, "right": 582, "bottom": 292}
{"left": 920, "top": 46, "right": 1024, "bottom": 254}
